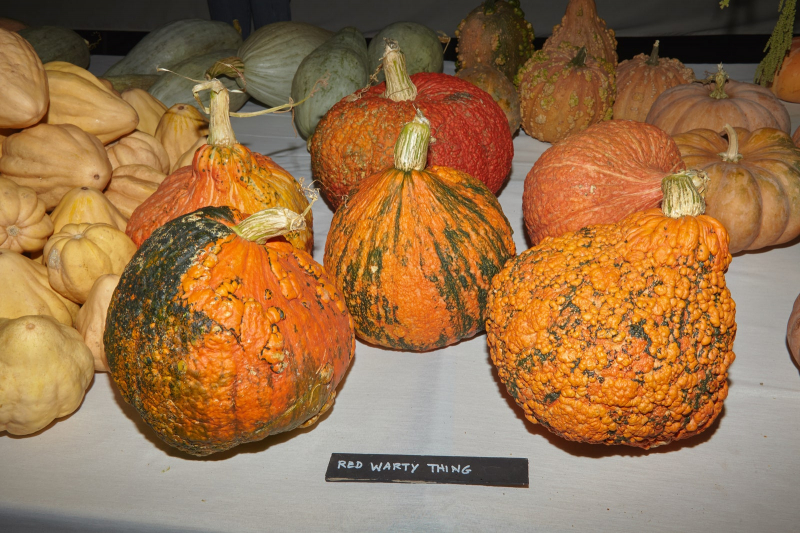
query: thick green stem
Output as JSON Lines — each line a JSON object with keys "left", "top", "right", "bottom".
{"left": 661, "top": 170, "right": 710, "bottom": 218}
{"left": 382, "top": 39, "right": 418, "bottom": 102}
{"left": 568, "top": 46, "right": 588, "bottom": 68}
{"left": 394, "top": 110, "right": 431, "bottom": 172}
{"left": 719, "top": 124, "right": 744, "bottom": 163}
{"left": 646, "top": 40, "right": 660, "bottom": 66}
{"left": 231, "top": 205, "right": 311, "bottom": 244}
{"left": 708, "top": 63, "right": 729, "bottom": 100}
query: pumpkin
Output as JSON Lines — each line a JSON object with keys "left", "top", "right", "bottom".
{"left": 455, "top": 0, "right": 535, "bottom": 83}
{"left": 104, "top": 19, "right": 242, "bottom": 77}
{"left": 309, "top": 40, "right": 513, "bottom": 209}
{"left": 75, "top": 274, "right": 120, "bottom": 372}
{"left": 646, "top": 64, "right": 791, "bottom": 135}
{"left": 673, "top": 125, "right": 800, "bottom": 253}
{"left": 0, "top": 177, "right": 53, "bottom": 253}
{"left": 366, "top": 21, "right": 444, "bottom": 83}
{"left": 105, "top": 204, "right": 354, "bottom": 456}
{"left": 0, "top": 249, "right": 79, "bottom": 325}
{"left": 517, "top": 44, "right": 615, "bottom": 144}
{"left": 207, "top": 21, "right": 333, "bottom": 107}
{"left": 103, "top": 164, "right": 167, "bottom": 218}
{"left": 789, "top": 294, "right": 800, "bottom": 366}
{"left": 18, "top": 26, "right": 90, "bottom": 68}
{"left": 45, "top": 68, "right": 139, "bottom": 144}
{"left": 324, "top": 113, "right": 516, "bottom": 351}
{"left": 0, "top": 315, "right": 94, "bottom": 435}
{"left": 0, "top": 123, "right": 112, "bottom": 210}
{"left": 770, "top": 36, "right": 800, "bottom": 102}
{"left": 0, "top": 28, "right": 48, "bottom": 129}
{"left": 543, "top": 0, "right": 617, "bottom": 67}
{"left": 50, "top": 187, "right": 128, "bottom": 233}
{"left": 127, "top": 80, "right": 313, "bottom": 253}
{"left": 154, "top": 103, "right": 210, "bottom": 171}
{"left": 172, "top": 136, "right": 208, "bottom": 171}
{"left": 148, "top": 49, "right": 249, "bottom": 113}
{"left": 613, "top": 40, "right": 695, "bottom": 122}
{"left": 456, "top": 64, "right": 521, "bottom": 134}
{"left": 105, "top": 130, "right": 170, "bottom": 173}
{"left": 488, "top": 170, "right": 736, "bottom": 448}
{"left": 43, "top": 222, "right": 136, "bottom": 304}
{"left": 291, "top": 27, "right": 370, "bottom": 140}
{"left": 522, "top": 120, "right": 686, "bottom": 245}
{"left": 120, "top": 88, "right": 168, "bottom": 137}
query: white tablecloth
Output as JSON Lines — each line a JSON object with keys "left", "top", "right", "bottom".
{"left": 2, "top": 61, "right": 800, "bottom": 532}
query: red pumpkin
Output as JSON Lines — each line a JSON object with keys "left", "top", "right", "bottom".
{"left": 309, "top": 40, "right": 513, "bottom": 210}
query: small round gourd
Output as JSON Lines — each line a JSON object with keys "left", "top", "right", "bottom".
{"left": 0, "top": 177, "right": 53, "bottom": 253}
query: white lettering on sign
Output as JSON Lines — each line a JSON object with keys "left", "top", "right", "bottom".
{"left": 427, "top": 463, "right": 471, "bottom": 474}
{"left": 370, "top": 462, "right": 420, "bottom": 472}
{"left": 337, "top": 460, "right": 363, "bottom": 469}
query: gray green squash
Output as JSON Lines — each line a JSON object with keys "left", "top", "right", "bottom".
{"left": 18, "top": 26, "right": 90, "bottom": 68}
{"left": 367, "top": 22, "right": 443, "bottom": 83}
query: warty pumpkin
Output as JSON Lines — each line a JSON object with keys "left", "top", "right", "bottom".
{"left": 543, "top": 0, "right": 617, "bottom": 67}
{"left": 456, "top": 64, "right": 521, "bottom": 134}
{"left": 309, "top": 40, "right": 513, "bottom": 209}
{"left": 50, "top": 187, "right": 128, "bottom": 233}
{"left": 154, "top": 103, "right": 210, "bottom": 171}
{"left": 517, "top": 44, "right": 615, "bottom": 143}
{"left": 0, "top": 28, "right": 48, "bottom": 129}
{"left": 120, "top": 88, "right": 168, "bottom": 137}
{"left": 0, "top": 177, "right": 53, "bottom": 253}
{"left": 127, "top": 80, "right": 313, "bottom": 253}
{"left": 324, "top": 113, "right": 516, "bottom": 351}
{"left": 646, "top": 64, "right": 791, "bottom": 135}
{"left": 673, "top": 124, "right": 800, "bottom": 253}
{"left": 105, "top": 130, "right": 171, "bottom": 173}
{"left": 105, "top": 204, "right": 355, "bottom": 456}
{"left": 522, "top": 120, "right": 686, "bottom": 245}
{"left": 103, "top": 164, "right": 166, "bottom": 218}
{"left": 488, "top": 170, "right": 736, "bottom": 448}
{"left": 0, "top": 123, "right": 112, "bottom": 209}
{"left": 613, "top": 40, "right": 695, "bottom": 122}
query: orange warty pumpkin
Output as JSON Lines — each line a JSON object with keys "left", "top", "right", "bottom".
{"left": 105, "top": 205, "right": 355, "bottom": 456}
{"left": 488, "top": 170, "right": 736, "bottom": 448}
{"left": 126, "top": 79, "right": 313, "bottom": 252}
{"left": 522, "top": 120, "right": 686, "bottom": 245}
{"left": 543, "top": 0, "right": 617, "bottom": 67}
{"left": 324, "top": 113, "right": 516, "bottom": 351}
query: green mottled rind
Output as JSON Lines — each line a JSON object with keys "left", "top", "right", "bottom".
{"left": 367, "top": 22, "right": 444, "bottom": 83}
{"left": 19, "top": 26, "right": 90, "bottom": 68}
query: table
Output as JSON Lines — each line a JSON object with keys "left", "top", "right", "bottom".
{"left": 2, "top": 60, "right": 799, "bottom": 533}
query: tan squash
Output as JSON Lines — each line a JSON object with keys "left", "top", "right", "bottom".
{"left": 44, "top": 222, "right": 136, "bottom": 304}
{"left": 75, "top": 273, "right": 120, "bottom": 372}
{"left": 0, "top": 28, "right": 48, "bottom": 129}
{"left": 50, "top": 186, "right": 128, "bottom": 232}
{"left": 0, "top": 123, "right": 112, "bottom": 209}
{"left": 789, "top": 293, "right": 800, "bottom": 366}
{"left": 154, "top": 103, "right": 209, "bottom": 170}
{"left": 45, "top": 69, "right": 139, "bottom": 144}
{"left": 104, "top": 164, "right": 166, "bottom": 218}
{"left": 43, "top": 61, "right": 114, "bottom": 93}
{"left": 105, "top": 130, "right": 170, "bottom": 173}
{"left": 121, "top": 88, "right": 168, "bottom": 137}
{"left": 172, "top": 136, "right": 207, "bottom": 171}
{"left": 99, "top": 78, "right": 121, "bottom": 96}
{"left": 0, "top": 249, "right": 79, "bottom": 325}
{"left": 0, "top": 177, "right": 53, "bottom": 253}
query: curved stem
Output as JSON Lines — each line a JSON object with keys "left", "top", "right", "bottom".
{"left": 646, "top": 40, "right": 660, "bottom": 66}
{"left": 382, "top": 39, "right": 418, "bottom": 102}
{"left": 232, "top": 204, "right": 313, "bottom": 244}
{"left": 568, "top": 47, "right": 588, "bottom": 68}
{"left": 708, "top": 63, "right": 730, "bottom": 100}
{"left": 193, "top": 79, "right": 236, "bottom": 148}
{"left": 205, "top": 57, "right": 246, "bottom": 83}
{"left": 718, "top": 124, "right": 744, "bottom": 163}
{"left": 394, "top": 109, "right": 431, "bottom": 172}
{"left": 661, "top": 169, "right": 709, "bottom": 219}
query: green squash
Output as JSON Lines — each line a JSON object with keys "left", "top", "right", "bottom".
{"left": 148, "top": 49, "right": 249, "bottom": 112}
{"left": 209, "top": 21, "right": 333, "bottom": 108}
{"left": 291, "top": 27, "right": 369, "bottom": 140}
{"left": 367, "top": 21, "right": 443, "bottom": 82}
{"left": 18, "top": 26, "right": 90, "bottom": 68}
{"left": 104, "top": 19, "right": 242, "bottom": 77}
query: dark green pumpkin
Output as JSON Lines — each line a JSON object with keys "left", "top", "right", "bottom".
{"left": 367, "top": 21, "right": 443, "bottom": 83}
{"left": 18, "top": 26, "right": 90, "bottom": 68}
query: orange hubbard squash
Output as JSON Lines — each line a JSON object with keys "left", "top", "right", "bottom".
{"left": 488, "top": 170, "right": 736, "bottom": 448}
{"left": 324, "top": 112, "right": 516, "bottom": 351}
{"left": 126, "top": 79, "right": 313, "bottom": 253}
{"left": 105, "top": 204, "right": 354, "bottom": 456}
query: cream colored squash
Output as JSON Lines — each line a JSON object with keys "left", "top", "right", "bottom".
{"left": 75, "top": 273, "right": 120, "bottom": 372}
{"left": 43, "top": 60, "right": 113, "bottom": 93}
{"left": 0, "top": 177, "right": 53, "bottom": 253}
{"left": 104, "top": 164, "right": 166, "bottom": 218}
{"left": 50, "top": 187, "right": 128, "bottom": 233}
{"left": 105, "top": 130, "right": 170, "bottom": 173}
{"left": 121, "top": 88, "right": 168, "bottom": 137}
{"left": 0, "top": 123, "right": 112, "bottom": 209}
{"left": 43, "top": 222, "right": 136, "bottom": 304}
{"left": 0, "top": 249, "right": 79, "bottom": 325}
{"left": 0, "top": 28, "right": 48, "bottom": 129}
{"left": 155, "top": 103, "right": 209, "bottom": 170}
{"left": 172, "top": 135, "right": 207, "bottom": 171}
{"left": 45, "top": 69, "right": 139, "bottom": 144}
{"left": 0, "top": 315, "right": 94, "bottom": 435}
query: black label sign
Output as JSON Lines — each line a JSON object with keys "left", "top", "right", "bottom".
{"left": 325, "top": 453, "right": 528, "bottom": 487}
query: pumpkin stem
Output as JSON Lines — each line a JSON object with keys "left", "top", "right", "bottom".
{"left": 231, "top": 203, "right": 314, "bottom": 244}
{"left": 394, "top": 109, "right": 431, "bottom": 172}
{"left": 719, "top": 124, "right": 744, "bottom": 163}
{"left": 661, "top": 169, "right": 710, "bottom": 219}
{"left": 206, "top": 56, "right": 246, "bottom": 84}
{"left": 193, "top": 78, "right": 237, "bottom": 148}
{"left": 382, "top": 39, "right": 418, "bottom": 102}
{"left": 646, "top": 40, "right": 660, "bottom": 66}
{"left": 568, "top": 46, "right": 588, "bottom": 68}
{"left": 707, "top": 63, "right": 729, "bottom": 100}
